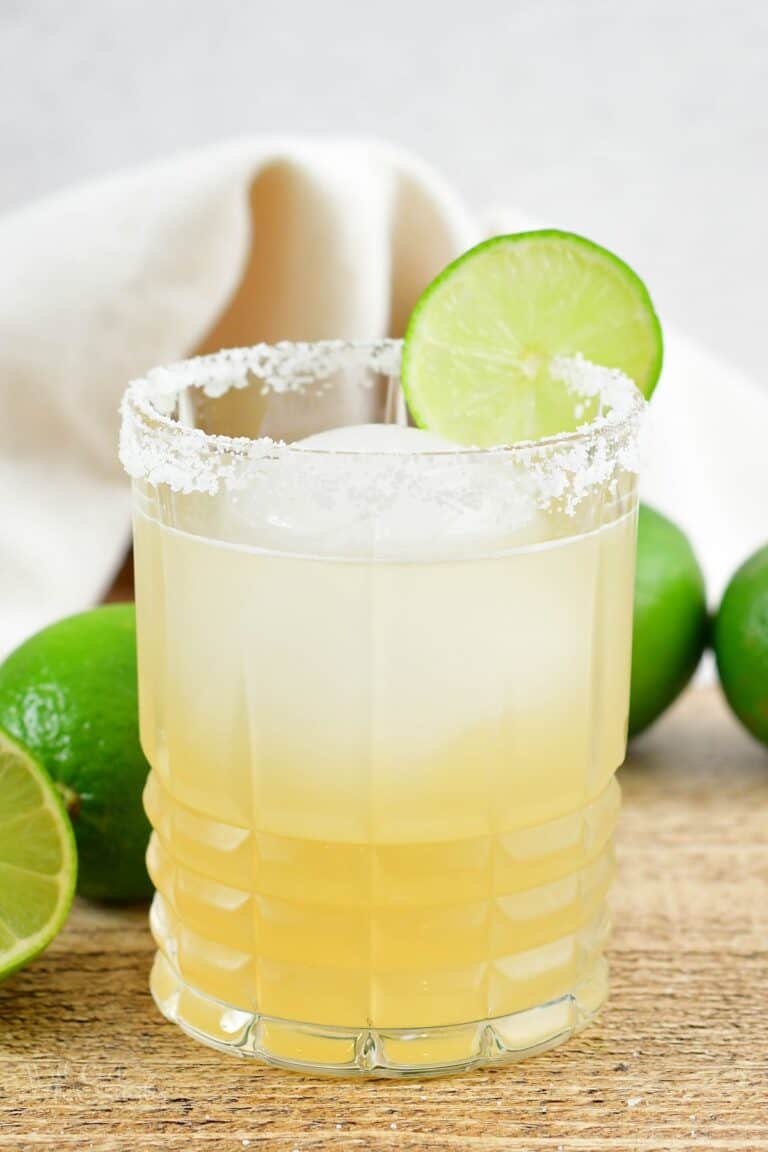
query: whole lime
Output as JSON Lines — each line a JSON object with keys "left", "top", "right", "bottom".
{"left": 629, "top": 505, "right": 709, "bottom": 738}
{"left": 0, "top": 604, "right": 152, "bottom": 902}
{"left": 714, "top": 545, "right": 768, "bottom": 746}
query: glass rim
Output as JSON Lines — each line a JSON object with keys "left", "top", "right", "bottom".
{"left": 121, "top": 338, "right": 644, "bottom": 457}
{"left": 119, "top": 339, "right": 646, "bottom": 498}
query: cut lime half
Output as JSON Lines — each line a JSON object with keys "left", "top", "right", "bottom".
{"left": 402, "top": 230, "right": 662, "bottom": 446}
{"left": 0, "top": 727, "right": 77, "bottom": 979}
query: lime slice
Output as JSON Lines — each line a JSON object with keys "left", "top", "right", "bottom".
{"left": 0, "top": 727, "right": 77, "bottom": 979}
{"left": 402, "top": 230, "right": 662, "bottom": 446}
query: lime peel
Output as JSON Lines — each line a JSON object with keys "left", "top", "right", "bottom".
{"left": 0, "top": 605, "right": 153, "bottom": 904}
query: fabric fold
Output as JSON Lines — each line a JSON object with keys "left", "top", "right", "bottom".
{"left": 1, "top": 138, "right": 766, "bottom": 654}
{"left": 0, "top": 139, "right": 476, "bottom": 652}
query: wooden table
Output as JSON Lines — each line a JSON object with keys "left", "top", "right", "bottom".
{"left": 1, "top": 687, "right": 766, "bottom": 1151}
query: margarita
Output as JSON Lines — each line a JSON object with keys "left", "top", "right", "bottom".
{"left": 121, "top": 338, "right": 643, "bottom": 1075}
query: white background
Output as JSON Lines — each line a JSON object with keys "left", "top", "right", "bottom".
{"left": 1, "top": 0, "right": 766, "bottom": 383}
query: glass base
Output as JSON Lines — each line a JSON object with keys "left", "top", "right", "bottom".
{"left": 149, "top": 950, "right": 608, "bottom": 1078}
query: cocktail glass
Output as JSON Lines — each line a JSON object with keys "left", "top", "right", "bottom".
{"left": 120, "top": 340, "right": 643, "bottom": 1077}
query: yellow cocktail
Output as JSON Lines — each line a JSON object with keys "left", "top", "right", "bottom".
{"left": 121, "top": 340, "right": 643, "bottom": 1075}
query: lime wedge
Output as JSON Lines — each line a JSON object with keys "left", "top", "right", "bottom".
{"left": 0, "top": 727, "right": 77, "bottom": 979}
{"left": 401, "top": 230, "right": 662, "bottom": 446}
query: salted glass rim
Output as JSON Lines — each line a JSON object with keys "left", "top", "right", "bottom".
{"left": 120, "top": 338, "right": 645, "bottom": 464}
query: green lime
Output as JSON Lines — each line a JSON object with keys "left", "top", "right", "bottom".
{"left": 714, "top": 545, "right": 768, "bottom": 746}
{"left": 0, "top": 727, "right": 77, "bottom": 979}
{"left": 0, "top": 605, "right": 152, "bottom": 903}
{"left": 401, "top": 230, "right": 663, "bottom": 446}
{"left": 629, "top": 505, "right": 708, "bottom": 738}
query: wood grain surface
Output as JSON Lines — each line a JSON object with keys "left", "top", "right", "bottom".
{"left": 1, "top": 687, "right": 766, "bottom": 1151}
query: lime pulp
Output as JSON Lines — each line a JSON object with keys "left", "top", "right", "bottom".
{"left": 401, "top": 230, "right": 662, "bottom": 446}
{"left": 0, "top": 727, "right": 77, "bottom": 979}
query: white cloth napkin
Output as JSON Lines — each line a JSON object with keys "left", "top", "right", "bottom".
{"left": 1, "top": 139, "right": 765, "bottom": 655}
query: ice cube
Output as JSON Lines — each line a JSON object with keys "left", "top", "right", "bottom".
{"left": 223, "top": 422, "right": 542, "bottom": 559}
{"left": 293, "top": 423, "right": 456, "bottom": 453}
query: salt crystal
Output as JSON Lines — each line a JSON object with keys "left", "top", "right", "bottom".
{"left": 120, "top": 341, "right": 645, "bottom": 521}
